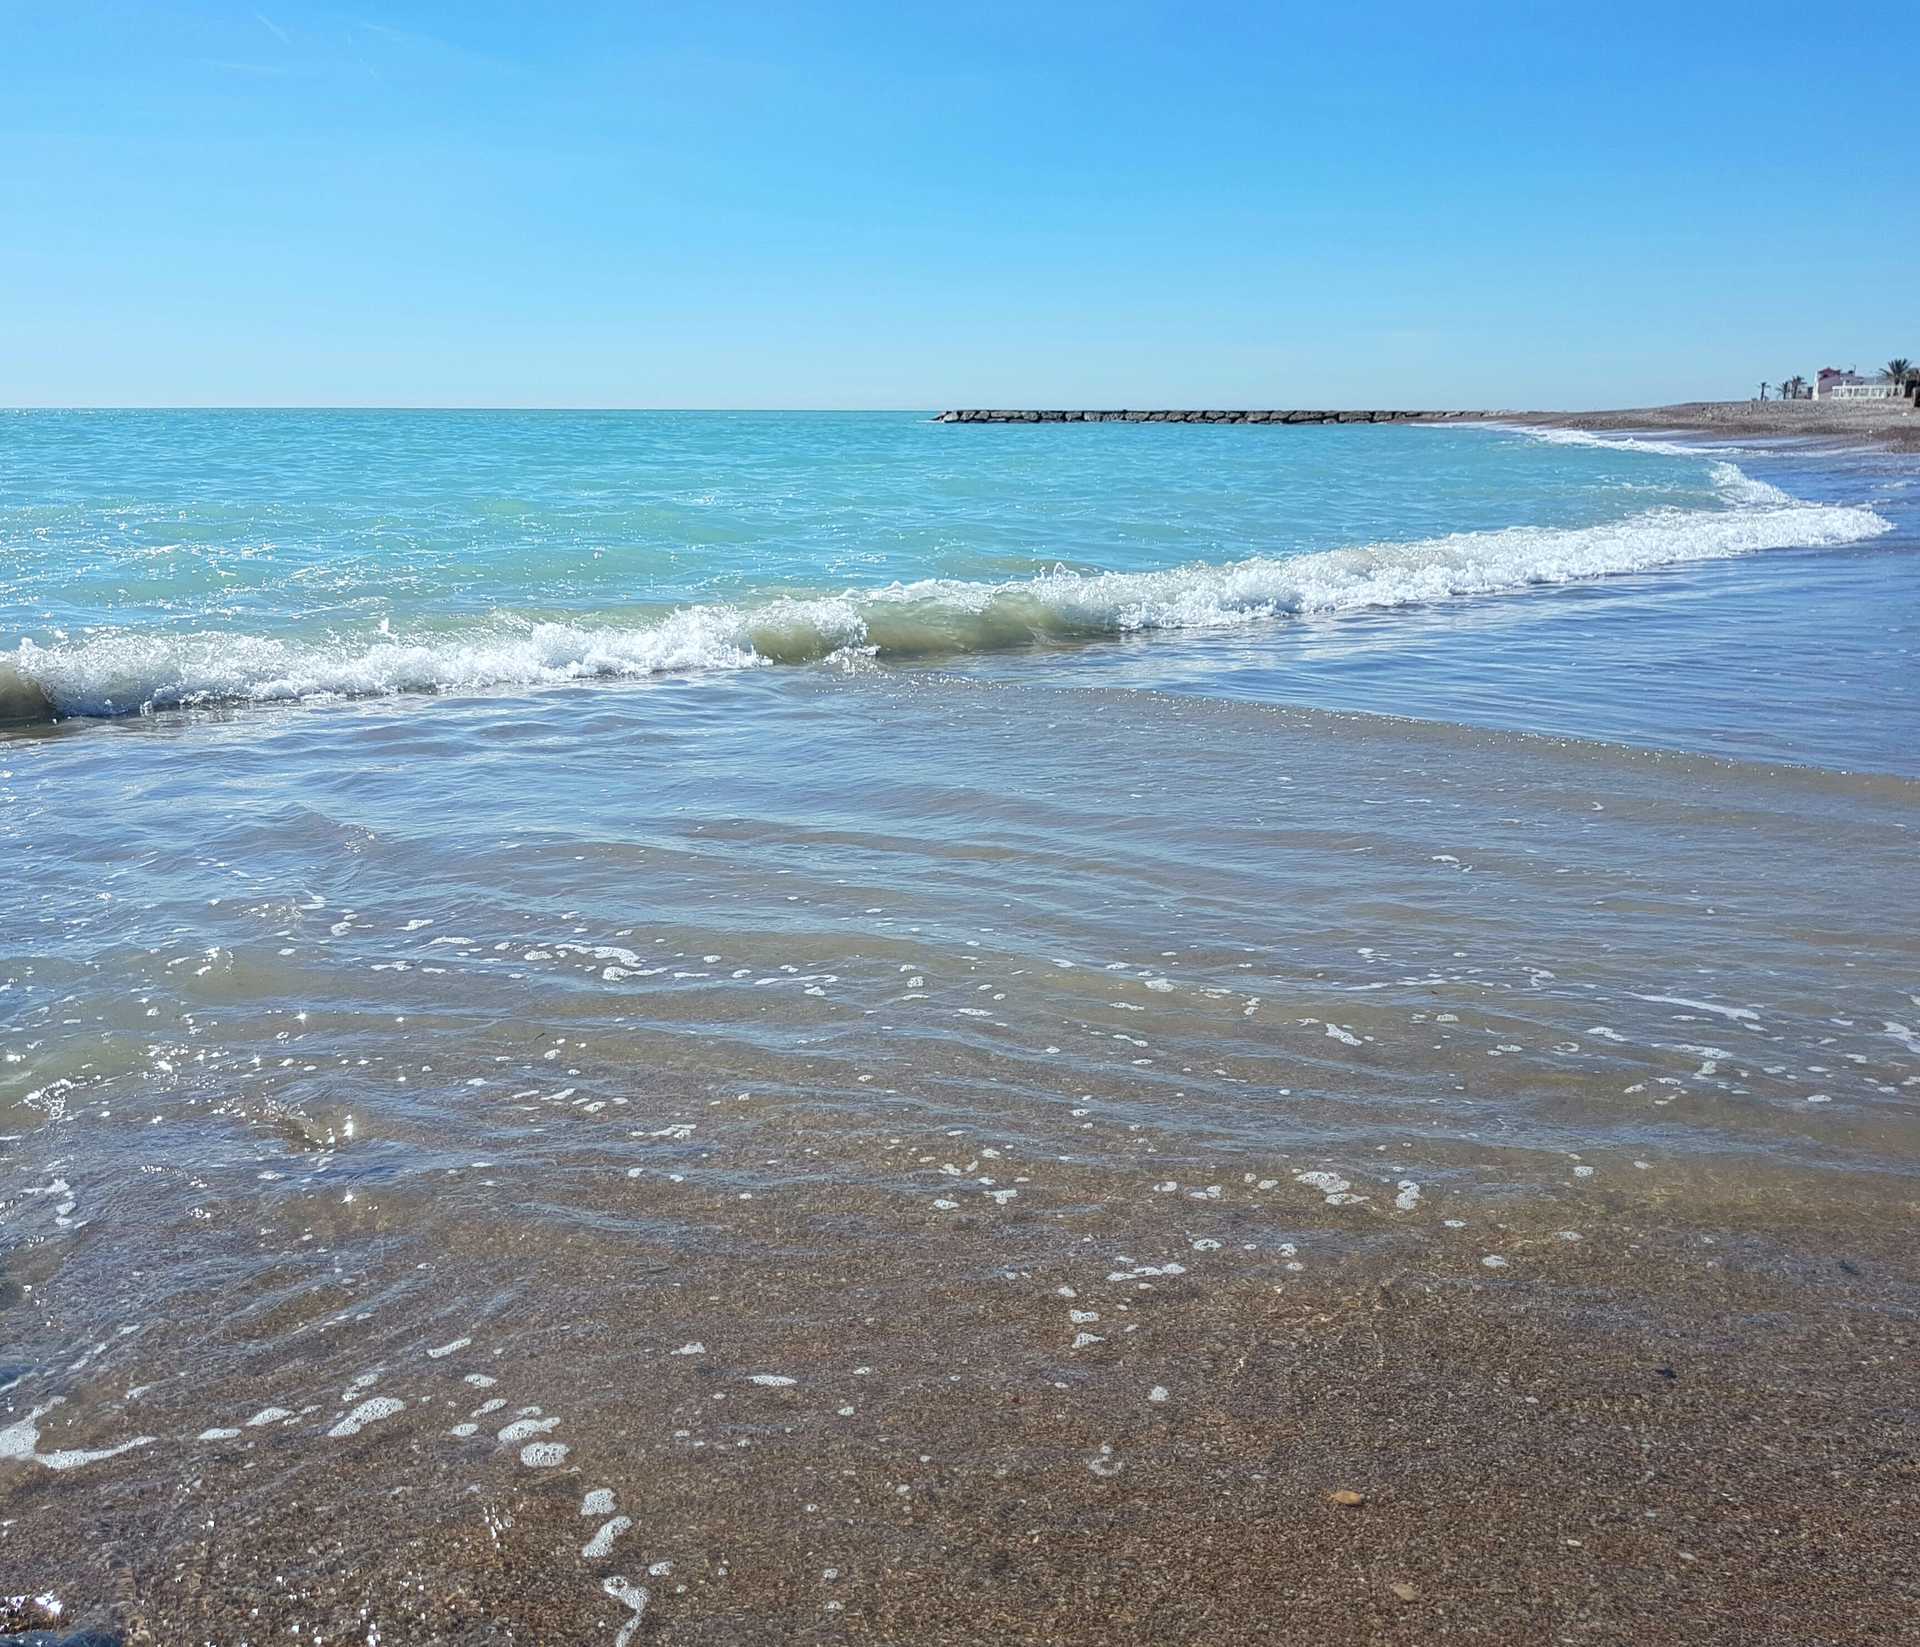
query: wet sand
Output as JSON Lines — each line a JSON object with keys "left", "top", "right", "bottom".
{"left": 4, "top": 1148, "right": 1916, "bottom": 1645}
{"left": 6, "top": 671, "right": 1919, "bottom": 1644}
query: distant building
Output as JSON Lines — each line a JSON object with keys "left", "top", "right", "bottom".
{"left": 1814, "top": 367, "right": 1897, "bottom": 401}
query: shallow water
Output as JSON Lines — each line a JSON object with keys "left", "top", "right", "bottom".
{"left": 3, "top": 414, "right": 1917, "bottom": 1641}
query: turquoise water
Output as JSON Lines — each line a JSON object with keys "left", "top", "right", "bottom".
{"left": 6, "top": 412, "right": 1920, "bottom": 1637}
{"left": 3, "top": 412, "right": 1901, "bottom": 757}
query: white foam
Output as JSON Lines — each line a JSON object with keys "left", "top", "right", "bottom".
{"left": 603, "top": 1576, "right": 649, "bottom": 1647}
{"left": 1296, "top": 1170, "right": 1365, "bottom": 1205}
{"left": 582, "top": 1515, "right": 632, "bottom": 1558}
{"left": 0, "top": 1402, "right": 155, "bottom": 1471}
{"left": 1632, "top": 994, "right": 1761, "bottom": 1023}
{"left": 328, "top": 1396, "right": 404, "bottom": 1438}
{"left": 1516, "top": 426, "right": 1739, "bottom": 459}
{"left": 1107, "top": 1262, "right": 1185, "bottom": 1281}
{"left": 5, "top": 477, "right": 1885, "bottom": 720}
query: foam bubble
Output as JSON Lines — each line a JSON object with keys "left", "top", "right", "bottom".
{"left": 582, "top": 1515, "right": 632, "bottom": 1558}
{"left": 328, "top": 1397, "right": 404, "bottom": 1438}
{"left": 603, "top": 1577, "right": 649, "bottom": 1647}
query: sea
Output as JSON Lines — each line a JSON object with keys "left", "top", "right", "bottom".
{"left": 2, "top": 411, "right": 1917, "bottom": 1640}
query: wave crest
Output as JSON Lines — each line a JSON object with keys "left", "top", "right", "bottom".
{"left": 2, "top": 486, "right": 1890, "bottom": 721}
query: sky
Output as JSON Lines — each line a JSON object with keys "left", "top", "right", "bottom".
{"left": 4, "top": 1, "right": 1916, "bottom": 409}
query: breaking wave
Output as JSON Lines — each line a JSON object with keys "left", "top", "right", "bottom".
{"left": 1513, "top": 426, "right": 1742, "bottom": 459}
{"left": 0, "top": 480, "right": 1890, "bottom": 722}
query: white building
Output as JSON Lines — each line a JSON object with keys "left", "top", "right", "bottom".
{"left": 1815, "top": 367, "right": 1898, "bottom": 401}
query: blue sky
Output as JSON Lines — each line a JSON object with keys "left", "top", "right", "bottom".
{"left": 5, "top": 2, "right": 1915, "bottom": 408}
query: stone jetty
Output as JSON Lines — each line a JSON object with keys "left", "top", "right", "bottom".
{"left": 936, "top": 409, "right": 1502, "bottom": 424}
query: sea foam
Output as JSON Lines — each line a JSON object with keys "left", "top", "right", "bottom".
{"left": 0, "top": 471, "right": 1888, "bottom": 721}
{"left": 1511, "top": 426, "right": 1743, "bottom": 459}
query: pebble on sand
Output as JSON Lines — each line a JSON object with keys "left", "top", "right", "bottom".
{"left": 1329, "top": 1488, "right": 1367, "bottom": 1506}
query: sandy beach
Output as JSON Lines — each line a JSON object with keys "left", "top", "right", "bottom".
{"left": 1504, "top": 397, "right": 1920, "bottom": 452}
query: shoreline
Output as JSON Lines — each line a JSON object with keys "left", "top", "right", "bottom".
{"left": 936, "top": 401, "right": 1920, "bottom": 453}
{"left": 5, "top": 677, "right": 1918, "bottom": 1645}
{"left": 1496, "top": 399, "right": 1920, "bottom": 454}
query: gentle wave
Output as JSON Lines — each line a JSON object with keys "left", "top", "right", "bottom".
{"left": 1, "top": 487, "right": 1890, "bottom": 721}
{"left": 1513, "top": 426, "right": 1742, "bottom": 459}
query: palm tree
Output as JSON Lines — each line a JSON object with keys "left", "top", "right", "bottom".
{"left": 1759, "top": 382, "right": 1771, "bottom": 401}
{"left": 1783, "top": 374, "right": 1808, "bottom": 400}
{"left": 1885, "top": 358, "right": 1913, "bottom": 387}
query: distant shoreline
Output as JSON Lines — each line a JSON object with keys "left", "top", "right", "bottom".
{"left": 937, "top": 400, "right": 1920, "bottom": 452}
{"left": 937, "top": 408, "right": 1499, "bottom": 425}
{"left": 1498, "top": 399, "right": 1920, "bottom": 453}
